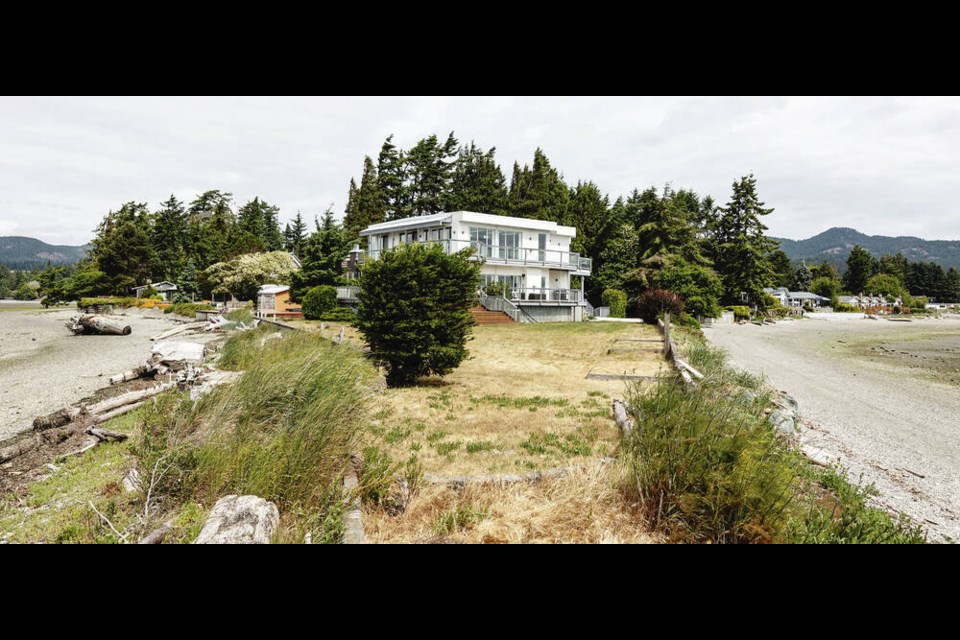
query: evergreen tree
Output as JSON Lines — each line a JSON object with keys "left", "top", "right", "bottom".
{"left": 508, "top": 149, "right": 569, "bottom": 222}
{"left": 152, "top": 195, "right": 187, "bottom": 281}
{"left": 178, "top": 259, "right": 200, "bottom": 298}
{"left": 290, "top": 208, "right": 351, "bottom": 300}
{"left": 97, "top": 219, "right": 157, "bottom": 294}
{"left": 811, "top": 260, "right": 840, "bottom": 283}
{"left": 343, "top": 178, "right": 361, "bottom": 236}
{"left": 237, "top": 197, "right": 283, "bottom": 251}
{"left": 768, "top": 249, "right": 794, "bottom": 288}
{"left": 879, "top": 253, "right": 909, "bottom": 283}
{"left": 350, "top": 156, "right": 385, "bottom": 235}
{"left": 284, "top": 211, "right": 308, "bottom": 256}
{"left": 357, "top": 243, "right": 481, "bottom": 387}
{"left": 565, "top": 181, "right": 611, "bottom": 258}
{"left": 843, "top": 245, "right": 876, "bottom": 293}
{"left": 186, "top": 190, "right": 234, "bottom": 268}
{"left": 406, "top": 132, "right": 458, "bottom": 215}
{"left": 448, "top": 142, "right": 509, "bottom": 215}
{"left": 792, "top": 263, "right": 813, "bottom": 291}
{"left": 945, "top": 268, "right": 960, "bottom": 302}
{"left": 377, "top": 135, "right": 409, "bottom": 220}
{"left": 712, "top": 174, "right": 778, "bottom": 304}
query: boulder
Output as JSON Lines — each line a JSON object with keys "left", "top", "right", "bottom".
{"left": 194, "top": 495, "right": 279, "bottom": 544}
{"left": 768, "top": 409, "right": 797, "bottom": 436}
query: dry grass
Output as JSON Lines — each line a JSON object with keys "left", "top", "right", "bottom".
{"left": 364, "top": 464, "right": 659, "bottom": 544}
{"left": 365, "top": 321, "right": 666, "bottom": 544}
{"left": 368, "top": 322, "right": 665, "bottom": 477}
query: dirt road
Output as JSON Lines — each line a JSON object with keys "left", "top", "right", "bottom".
{"left": 706, "top": 316, "right": 960, "bottom": 541}
{"left": 0, "top": 308, "right": 210, "bottom": 442}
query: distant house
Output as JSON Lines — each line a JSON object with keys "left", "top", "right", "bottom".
{"left": 132, "top": 281, "right": 178, "bottom": 301}
{"left": 257, "top": 284, "right": 302, "bottom": 318}
{"left": 358, "top": 211, "right": 592, "bottom": 323}
{"left": 764, "top": 287, "right": 830, "bottom": 308}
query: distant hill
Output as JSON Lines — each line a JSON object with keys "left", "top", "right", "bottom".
{"left": 774, "top": 227, "right": 960, "bottom": 272}
{"left": 0, "top": 236, "right": 88, "bottom": 270}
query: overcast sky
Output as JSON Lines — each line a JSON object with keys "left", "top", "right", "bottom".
{"left": 2, "top": 96, "right": 959, "bottom": 246}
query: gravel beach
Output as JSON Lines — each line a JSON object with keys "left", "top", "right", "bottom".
{"left": 706, "top": 316, "right": 960, "bottom": 541}
{"left": 0, "top": 308, "right": 213, "bottom": 442}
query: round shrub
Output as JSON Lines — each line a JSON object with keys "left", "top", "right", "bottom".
{"left": 636, "top": 289, "right": 685, "bottom": 324}
{"left": 302, "top": 285, "right": 337, "bottom": 320}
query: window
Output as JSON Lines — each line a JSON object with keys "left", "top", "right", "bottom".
{"left": 498, "top": 230, "right": 520, "bottom": 260}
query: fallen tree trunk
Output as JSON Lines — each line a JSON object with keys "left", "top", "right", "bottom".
{"left": 110, "top": 365, "right": 154, "bottom": 385}
{"left": 94, "top": 401, "right": 147, "bottom": 425}
{"left": 86, "top": 426, "right": 129, "bottom": 442}
{"left": 150, "top": 322, "right": 204, "bottom": 342}
{"left": 78, "top": 315, "right": 131, "bottom": 336}
{"left": 0, "top": 437, "right": 40, "bottom": 464}
{"left": 86, "top": 383, "right": 175, "bottom": 416}
{"left": 33, "top": 406, "right": 83, "bottom": 431}
{"left": 138, "top": 521, "right": 174, "bottom": 545}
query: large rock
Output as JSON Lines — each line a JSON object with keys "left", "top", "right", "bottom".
{"left": 768, "top": 409, "right": 797, "bottom": 436}
{"left": 194, "top": 495, "right": 279, "bottom": 544}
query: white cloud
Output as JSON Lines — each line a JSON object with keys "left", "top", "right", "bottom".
{"left": 2, "top": 96, "right": 959, "bottom": 245}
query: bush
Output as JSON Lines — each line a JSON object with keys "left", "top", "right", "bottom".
{"left": 316, "top": 308, "right": 357, "bottom": 324}
{"left": 78, "top": 297, "right": 140, "bottom": 309}
{"left": 302, "top": 285, "right": 338, "bottom": 320}
{"left": 731, "top": 305, "right": 751, "bottom": 321}
{"left": 653, "top": 260, "right": 722, "bottom": 319}
{"left": 165, "top": 302, "right": 215, "bottom": 318}
{"left": 601, "top": 289, "right": 627, "bottom": 318}
{"left": 358, "top": 243, "right": 480, "bottom": 387}
{"left": 833, "top": 302, "right": 860, "bottom": 313}
{"left": 635, "top": 289, "right": 684, "bottom": 324}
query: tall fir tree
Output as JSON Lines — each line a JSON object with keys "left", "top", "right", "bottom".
{"left": 152, "top": 195, "right": 187, "bottom": 281}
{"left": 290, "top": 208, "right": 352, "bottom": 300}
{"left": 565, "top": 181, "right": 611, "bottom": 259}
{"left": 843, "top": 245, "right": 876, "bottom": 294}
{"left": 346, "top": 156, "right": 385, "bottom": 236}
{"left": 377, "top": 135, "right": 409, "bottom": 220}
{"left": 406, "top": 132, "right": 459, "bottom": 215}
{"left": 508, "top": 148, "right": 569, "bottom": 222}
{"left": 236, "top": 197, "right": 283, "bottom": 251}
{"left": 448, "top": 142, "right": 509, "bottom": 215}
{"left": 284, "top": 211, "right": 308, "bottom": 256}
{"left": 712, "top": 174, "right": 779, "bottom": 304}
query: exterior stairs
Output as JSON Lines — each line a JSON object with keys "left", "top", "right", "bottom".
{"left": 470, "top": 306, "right": 515, "bottom": 325}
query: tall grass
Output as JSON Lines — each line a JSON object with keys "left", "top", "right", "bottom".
{"left": 134, "top": 328, "right": 375, "bottom": 541}
{"left": 622, "top": 330, "right": 927, "bottom": 544}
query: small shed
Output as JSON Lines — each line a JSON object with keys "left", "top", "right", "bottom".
{"left": 257, "top": 284, "right": 302, "bottom": 318}
{"left": 132, "top": 281, "right": 178, "bottom": 301}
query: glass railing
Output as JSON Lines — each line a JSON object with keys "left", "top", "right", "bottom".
{"left": 363, "top": 239, "right": 591, "bottom": 272}
{"left": 501, "top": 288, "right": 583, "bottom": 304}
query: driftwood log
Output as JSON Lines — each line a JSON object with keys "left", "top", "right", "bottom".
{"left": 110, "top": 365, "right": 154, "bottom": 385}
{"left": 150, "top": 322, "right": 205, "bottom": 342}
{"left": 138, "top": 520, "right": 175, "bottom": 544}
{"left": 86, "top": 426, "right": 129, "bottom": 442}
{"left": 33, "top": 407, "right": 83, "bottom": 431}
{"left": 65, "top": 315, "right": 131, "bottom": 336}
{"left": 86, "top": 383, "right": 175, "bottom": 416}
{"left": 613, "top": 399, "right": 634, "bottom": 439}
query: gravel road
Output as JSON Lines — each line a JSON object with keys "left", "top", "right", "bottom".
{"left": 706, "top": 316, "right": 960, "bottom": 541}
{"left": 0, "top": 308, "right": 211, "bottom": 442}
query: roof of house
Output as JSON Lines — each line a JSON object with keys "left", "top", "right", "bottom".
{"left": 258, "top": 284, "right": 290, "bottom": 295}
{"left": 359, "top": 211, "right": 577, "bottom": 237}
{"left": 132, "top": 281, "right": 178, "bottom": 292}
{"left": 788, "top": 291, "right": 829, "bottom": 301}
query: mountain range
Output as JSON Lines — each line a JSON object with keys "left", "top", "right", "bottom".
{"left": 773, "top": 227, "right": 960, "bottom": 272}
{"left": 0, "top": 236, "right": 88, "bottom": 270}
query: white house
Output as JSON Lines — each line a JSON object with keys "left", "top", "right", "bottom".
{"left": 132, "top": 281, "right": 178, "bottom": 301}
{"left": 764, "top": 287, "right": 830, "bottom": 308}
{"left": 359, "top": 211, "right": 592, "bottom": 322}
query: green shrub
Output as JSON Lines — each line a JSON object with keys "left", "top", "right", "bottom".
{"left": 636, "top": 289, "right": 684, "bottom": 324}
{"left": 601, "top": 288, "right": 627, "bottom": 318}
{"left": 731, "top": 305, "right": 751, "bottom": 321}
{"left": 78, "top": 297, "right": 139, "bottom": 309}
{"left": 316, "top": 308, "right": 357, "bottom": 323}
{"left": 833, "top": 302, "right": 860, "bottom": 313}
{"left": 357, "top": 243, "right": 481, "bottom": 387}
{"left": 302, "top": 285, "right": 337, "bottom": 320}
{"left": 166, "top": 302, "right": 214, "bottom": 318}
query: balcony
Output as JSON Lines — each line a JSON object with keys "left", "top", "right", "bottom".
{"left": 363, "top": 239, "right": 592, "bottom": 273}
{"left": 508, "top": 287, "right": 582, "bottom": 305}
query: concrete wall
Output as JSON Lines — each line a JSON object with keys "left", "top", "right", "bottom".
{"left": 521, "top": 306, "right": 582, "bottom": 323}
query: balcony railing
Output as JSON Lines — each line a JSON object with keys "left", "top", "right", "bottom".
{"left": 363, "top": 239, "right": 592, "bottom": 272}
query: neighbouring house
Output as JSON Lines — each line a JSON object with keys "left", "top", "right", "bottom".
{"left": 132, "top": 281, "right": 178, "bottom": 301}
{"left": 359, "top": 211, "right": 592, "bottom": 322}
{"left": 764, "top": 287, "right": 830, "bottom": 308}
{"left": 257, "top": 284, "right": 302, "bottom": 318}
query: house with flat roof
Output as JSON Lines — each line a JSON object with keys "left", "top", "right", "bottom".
{"left": 764, "top": 287, "right": 830, "bottom": 308}
{"left": 359, "top": 211, "right": 592, "bottom": 322}
{"left": 132, "top": 281, "right": 178, "bottom": 301}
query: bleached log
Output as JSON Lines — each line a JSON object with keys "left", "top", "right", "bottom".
{"left": 81, "top": 315, "right": 132, "bottom": 336}
{"left": 109, "top": 365, "right": 154, "bottom": 386}
{"left": 674, "top": 357, "right": 705, "bottom": 380}
{"left": 94, "top": 401, "right": 147, "bottom": 425}
{"left": 86, "top": 383, "right": 175, "bottom": 416}
{"left": 150, "top": 322, "right": 204, "bottom": 342}
{"left": 613, "top": 399, "right": 634, "bottom": 439}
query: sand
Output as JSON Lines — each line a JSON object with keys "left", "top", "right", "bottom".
{"left": 0, "top": 308, "right": 213, "bottom": 442}
{"left": 706, "top": 316, "right": 960, "bottom": 541}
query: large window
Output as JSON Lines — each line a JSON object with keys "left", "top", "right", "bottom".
{"left": 498, "top": 230, "right": 520, "bottom": 260}
{"left": 471, "top": 227, "right": 521, "bottom": 260}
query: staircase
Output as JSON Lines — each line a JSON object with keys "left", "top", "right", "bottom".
{"left": 470, "top": 306, "right": 515, "bottom": 325}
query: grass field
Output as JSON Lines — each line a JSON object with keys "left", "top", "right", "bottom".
{"left": 363, "top": 321, "right": 666, "bottom": 543}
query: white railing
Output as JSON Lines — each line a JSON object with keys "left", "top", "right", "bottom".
{"left": 364, "top": 239, "right": 592, "bottom": 273}
{"left": 509, "top": 288, "right": 582, "bottom": 304}
{"left": 337, "top": 286, "right": 360, "bottom": 301}
{"left": 478, "top": 291, "right": 522, "bottom": 322}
